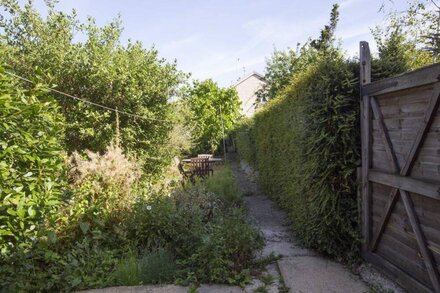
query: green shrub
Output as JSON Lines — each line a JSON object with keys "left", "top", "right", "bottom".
{"left": 1, "top": 1, "right": 186, "bottom": 179}
{"left": 127, "top": 165, "right": 263, "bottom": 285}
{"left": 203, "top": 165, "right": 242, "bottom": 206}
{"left": 1, "top": 237, "right": 119, "bottom": 292}
{"left": 0, "top": 67, "right": 65, "bottom": 256}
{"left": 175, "top": 167, "right": 263, "bottom": 284}
{"left": 183, "top": 79, "right": 241, "bottom": 154}
{"left": 179, "top": 213, "right": 262, "bottom": 285}
{"left": 235, "top": 53, "right": 361, "bottom": 263}
{"left": 234, "top": 118, "right": 256, "bottom": 166}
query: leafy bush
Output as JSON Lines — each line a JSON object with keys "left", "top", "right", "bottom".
{"left": 0, "top": 66, "right": 65, "bottom": 256}
{"left": 127, "top": 165, "right": 263, "bottom": 285}
{"left": 0, "top": 1, "right": 186, "bottom": 178}
{"left": 183, "top": 79, "right": 241, "bottom": 154}
{"left": 234, "top": 118, "right": 256, "bottom": 167}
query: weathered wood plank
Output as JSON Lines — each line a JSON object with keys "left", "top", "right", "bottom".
{"left": 377, "top": 235, "right": 433, "bottom": 286}
{"left": 371, "top": 187, "right": 440, "bottom": 235}
{"left": 369, "top": 83, "right": 440, "bottom": 292}
{"left": 368, "top": 170, "right": 440, "bottom": 200}
{"left": 360, "top": 41, "right": 372, "bottom": 251}
{"left": 370, "top": 97, "right": 400, "bottom": 170}
{"left": 370, "top": 83, "right": 440, "bottom": 256}
{"left": 363, "top": 250, "right": 432, "bottom": 293}
{"left": 401, "top": 82, "right": 440, "bottom": 174}
{"left": 378, "top": 84, "right": 434, "bottom": 106}
{"left": 400, "top": 190, "right": 440, "bottom": 292}
{"left": 371, "top": 213, "right": 440, "bottom": 261}
{"left": 362, "top": 62, "right": 440, "bottom": 96}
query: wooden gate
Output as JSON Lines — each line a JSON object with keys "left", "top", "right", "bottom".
{"left": 360, "top": 41, "right": 440, "bottom": 293}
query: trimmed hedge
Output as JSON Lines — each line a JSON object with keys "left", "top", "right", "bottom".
{"left": 235, "top": 53, "right": 361, "bottom": 263}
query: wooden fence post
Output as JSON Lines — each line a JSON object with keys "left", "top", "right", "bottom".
{"left": 360, "top": 41, "right": 371, "bottom": 253}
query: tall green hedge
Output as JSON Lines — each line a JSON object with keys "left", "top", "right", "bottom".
{"left": 235, "top": 53, "right": 361, "bottom": 263}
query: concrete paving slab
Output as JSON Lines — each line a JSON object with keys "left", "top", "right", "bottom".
{"left": 78, "top": 285, "right": 187, "bottom": 293}
{"left": 278, "top": 256, "right": 369, "bottom": 293}
{"left": 245, "top": 263, "right": 281, "bottom": 293}
{"left": 197, "top": 285, "right": 244, "bottom": 293}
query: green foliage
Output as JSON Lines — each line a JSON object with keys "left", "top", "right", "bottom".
{"left": 0, "top": 1, "right": 186, "bottom": 178}
{"left": 310, "top": 4, "right": 339, "bottom": 52}
{"left": 184, "top": 79, "right": 241, "bottom": 154}
{"left": 168, "top": 100, "right": 195, "bottom": 157}
{"left": 235, "top": 2, "right": 435, "bottom": 264}
{"left": 234, "top": 118, "right": 256, "bottom": 166}
{"left": 0, "top": 2, "right": 260, "bottom": 291}
{"left": 372, "top": 27, "right": 431, "bottom": 80}
{"left": 0, "top": 65, "right": 65, "bottom": 256}
{"left": 236, "top": 5, "right": 361, "bottom": 263}
{"left": 114, "top": 249, "right": 178, "bottom": 285}
{"left": 245, "top": 54, "right": 361, "bottom": 263}
{"left": 256, "top": 48, "right": 298, "bottom": 102}
{"left": 256, "top": 4, "right": 340, "bottom": 103}
{"left": 184, "top": 167, "right": 263, "bottom": 283}
{"left": 256, "top": 44, "right": 319, "bottom": 102}
{"left": 376, "top": 0, "right": 438, "bottom": 61}
{"left": 203, "top": 164, "right": 242, "bottom": 205}
{"left": 127, "top": 165, "right": 263, "bottom": 285}
{"left": 1, "top": 236, "right": 119, "bottom": 292}
{"left": 1, "top": 163, "right": 262, "bottom": 291}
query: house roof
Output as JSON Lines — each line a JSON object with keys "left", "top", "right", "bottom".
{"left": 233, "top": 71, "right": 265, "bottom": 87}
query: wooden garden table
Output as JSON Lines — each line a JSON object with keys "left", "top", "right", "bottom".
{"left": 181, "top": 157, "right": 223, "bottom": 164}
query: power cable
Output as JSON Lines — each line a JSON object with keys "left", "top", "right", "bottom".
{"left": 5, "top": 71, "right": 173, "bottom": 123}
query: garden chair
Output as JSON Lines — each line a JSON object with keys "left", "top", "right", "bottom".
{"left": 178, "top": 161, "right": 194, "bottom": 184}
{"left": 197, "top": 154, "right": 214, "bottom": 174}
{"left": 190, "top": 157, "right": 213, "bottom": 178}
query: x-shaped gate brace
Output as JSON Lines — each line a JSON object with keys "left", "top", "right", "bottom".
{"left": 367, "top": 82, "right": 440, "bottom": 292}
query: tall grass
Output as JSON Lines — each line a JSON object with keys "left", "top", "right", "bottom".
{"left": 114, "top": 248, "right": 178, "bottom": 285}
{"left": 203, "top": 164, "right": 242, "bottom": 206}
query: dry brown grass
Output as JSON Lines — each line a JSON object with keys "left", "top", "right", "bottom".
{"left": 68, "top": 144, "right": 141, "bottom": 194}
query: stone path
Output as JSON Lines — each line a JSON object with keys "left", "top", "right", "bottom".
{"left": 230, "top": 158, "right": 370, "bottom": 293}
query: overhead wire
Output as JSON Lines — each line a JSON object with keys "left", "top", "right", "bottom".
{"left": 4, "top": 71, "right": 173, "bottom": 123}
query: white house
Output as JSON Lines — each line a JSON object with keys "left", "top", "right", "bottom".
{"left": 234, "top": 72, "right": 266, "bottom": 117}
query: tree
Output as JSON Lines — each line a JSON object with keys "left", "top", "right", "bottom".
{"left": 257, "top": 4, "right": 340, "bottom": 103}
{"left": 0, "top": 0, "right": 187, "bottom": 178}
{"left": 184, "top": 80, "right": 240, "bottom": 154}
{"left": 256, "top": 48, "right": 298, "bottom": 102}
{"left": 310, "top": 3, "right": 339, "bottom": 53}
{"left": 374, "top": 0, "right": 434, "bottom": 64}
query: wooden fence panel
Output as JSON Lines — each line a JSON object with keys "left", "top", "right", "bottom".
{"left": 360, "top": 41, "right": 440, "bottom": 293}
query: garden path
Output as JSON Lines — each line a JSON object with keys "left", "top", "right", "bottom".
{"left": 229, "top": 156, "right": 370, "bottom": 293}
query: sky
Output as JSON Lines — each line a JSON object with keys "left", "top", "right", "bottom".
{"left": 28, "top": 0, "right": 408, "bottom": 87}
